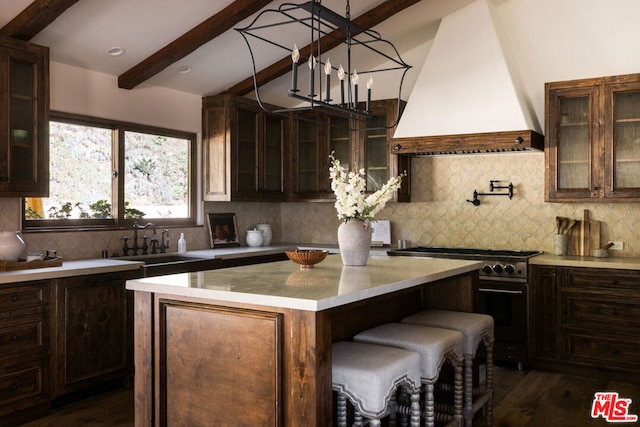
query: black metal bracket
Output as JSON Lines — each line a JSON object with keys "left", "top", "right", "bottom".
{"left": 467, "top": 180, "right": 514, "bottom": 206}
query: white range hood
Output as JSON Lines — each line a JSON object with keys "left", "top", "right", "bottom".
{"left": 392, "top": 0, "right": 543, "bottom": 154}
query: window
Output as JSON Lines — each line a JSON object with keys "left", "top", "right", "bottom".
{"left": 23, "top": 112, "right": 197, "bottom": 230}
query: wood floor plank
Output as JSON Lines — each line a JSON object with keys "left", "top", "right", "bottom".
{"left": 18, "top": 366, "right": 640, "bottom": 426}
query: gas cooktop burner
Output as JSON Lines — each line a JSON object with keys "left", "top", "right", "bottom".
{"left": 389, "top": 246, "right": 542, "bottom": 259}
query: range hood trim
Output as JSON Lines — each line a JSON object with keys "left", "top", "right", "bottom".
{"left": 390, "top": 130, "right": 544, "bottom": 156}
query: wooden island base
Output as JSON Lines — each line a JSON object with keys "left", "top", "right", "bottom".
{"left": 128, "top": 257, "right": 479, "bottom": 426}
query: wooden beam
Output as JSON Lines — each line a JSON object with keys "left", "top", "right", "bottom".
{"left": 224, "top": 0, "right": 421, "bottom": 96}
{"left": 0, "top": 0, "right": 80, "bottom": 41}
{"left": 118, "top": 0, "right": 272, "bottom": 90}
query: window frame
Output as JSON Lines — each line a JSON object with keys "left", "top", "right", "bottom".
{"left": 22, "top": 111, "right": 198, "bottom": 231}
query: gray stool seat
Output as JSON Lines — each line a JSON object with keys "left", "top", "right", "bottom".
{"left": 402, "top": 309, "right": 494, "bottom": 427}
{"left": 332, "top": 341, "right": 422, "bottom": 427}
{"left": 354, "top": 323, "right": 464, "bottom": 427}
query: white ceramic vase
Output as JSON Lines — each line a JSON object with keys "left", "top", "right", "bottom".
{"left": 256, "top": 224, "right": 272, "bottom": 246}
{"left": 0, "top": 231, "right": 26, "bottom": 262}
{"left": 337, "top": 220, "right": 372, "bottom": 266}
{"left": 246, "top": 229, "right": 264, "bottom": 247}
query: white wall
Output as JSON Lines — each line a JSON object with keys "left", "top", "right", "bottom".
{"left": 498, "top": 0, "right": 640, "bottom": 128}
{"left": 50, "top": 62, "right": 202, "bottom": 132}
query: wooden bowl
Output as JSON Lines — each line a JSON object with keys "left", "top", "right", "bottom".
{"left": 285, "top": 249, "right": 329, "bottom": 269}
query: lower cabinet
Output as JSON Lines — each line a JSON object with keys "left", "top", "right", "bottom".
{"left": 53, "top": 271, "right": 136, "bottom": 398}
{"left": 0, "top": 270, "right": 136, "bottom": 426}
{"left": 530, "top": 265, "right": 640, "bottom": 380}
{"left": 0, "top": 281, "right": 51, "bottom": 425}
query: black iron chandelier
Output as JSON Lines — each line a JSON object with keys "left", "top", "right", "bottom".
{"left": 235, "top": 0, "right": 411, "bottom": 128}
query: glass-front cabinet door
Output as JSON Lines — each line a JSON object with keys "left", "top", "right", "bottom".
{"left": 0, "top": 36, "right": 49, "bottom": 197}
{"left": 546, "top": 85, "right": 600, "bottom": 200}
{"left": 604, "top": 81, "right": 640, "bottom": 199}
{"left": 235, "top": 108, "right": 258, "bottom": 194}
{"left": 546, "top": 73, "right": 640, "bottom": 202}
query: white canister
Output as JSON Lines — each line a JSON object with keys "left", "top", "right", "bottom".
{"left": 255, "top": 224, "right": 272, "bottom": 246}
{"left": 246, "top": 229, "right": 264, "bottom": 247}
{"left": 0, "top": 231, "right": 26, "bottom": 262}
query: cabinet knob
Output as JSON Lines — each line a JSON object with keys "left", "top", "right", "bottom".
{"left": 11, "top": 335, "right": 18, "bottom": 342}
{"left": 11, "top": 295, "right": 19, "bottom": 302}
{"left": 9, "top": 384, "right": 18, "bottom": 391}
{"left": 393, "top": 144, "right": 401, "bottom": 151}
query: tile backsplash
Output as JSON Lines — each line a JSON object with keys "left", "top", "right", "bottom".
{"left": 4, "top": 152, "right": 640, "bottom": 259}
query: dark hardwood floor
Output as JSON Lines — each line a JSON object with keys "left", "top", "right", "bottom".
{"left": 19, "top": 365, "right": 640, "bottom": 426}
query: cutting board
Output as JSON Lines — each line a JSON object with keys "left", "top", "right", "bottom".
{"left": 569, "top": 210, "right": 600, "bottom": 256}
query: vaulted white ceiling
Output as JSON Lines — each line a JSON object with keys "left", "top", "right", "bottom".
{"left": 1, "top": 0, "right": 474, "bottom": 105}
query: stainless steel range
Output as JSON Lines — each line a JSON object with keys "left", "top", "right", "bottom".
{"left": 388, "top": 246, "right": 542, "bottom": 368}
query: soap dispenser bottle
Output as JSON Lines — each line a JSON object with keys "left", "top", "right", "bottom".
{"left": 178, "top": 233, "right": 187, "bottom": 253}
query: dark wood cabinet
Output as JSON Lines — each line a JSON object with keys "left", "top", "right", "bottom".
{"left": 0, "top": 35, "right": 49, "bottom": 197}
{"left": 53, "top": 271, "right": 136, "bottom": 397}
{"left": 530, "top": 265, "right": 640, "bottom": 381}
{"left": 202, "top": 94, "right": 286, "bottom": 201}
{"left": 546, "top": 73, "right": 640, "bottom": 201}
{"left": 289, "top": 99, "right": 410, "bottom": 202}
{"left": 0, "top": 281, "right": 51, "bottom": 426}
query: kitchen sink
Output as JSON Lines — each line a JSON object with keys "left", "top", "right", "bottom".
{"left": 121, "top": 253, "right": 220, "bottom": 277}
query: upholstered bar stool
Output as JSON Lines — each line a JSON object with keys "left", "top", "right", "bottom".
{"left": 402, "top": 309, "right": 494, "bottom": 427}
{"left": 353, "top": 323, "right": 464, "bottom": 427}
{"left": 332, "top": 341, "right": 422, "bottom": 427}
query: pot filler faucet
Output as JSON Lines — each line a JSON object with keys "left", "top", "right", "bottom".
{"left": 121, "top": 220, "right": 160, "bottom": 256}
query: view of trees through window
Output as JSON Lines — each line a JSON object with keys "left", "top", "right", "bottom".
{"left": 24, "top": 118, "right": 193, "bottom": 225}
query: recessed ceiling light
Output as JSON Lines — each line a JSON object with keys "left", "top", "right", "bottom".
{"left": 108, "top": 47, "right": 125, "bottom": 57}
{"left": 176, "top": 66, "right": 193, "bottom": 74}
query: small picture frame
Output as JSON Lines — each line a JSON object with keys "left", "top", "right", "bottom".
{"left": 206, "top": 213, "right": 240, "bottom": 247}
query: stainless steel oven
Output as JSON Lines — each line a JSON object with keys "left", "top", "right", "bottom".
{"left": 388, "top": 246, "right": 541, "bottom": 368}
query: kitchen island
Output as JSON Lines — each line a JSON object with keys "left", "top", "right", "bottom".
{"left": 126, "top": 255, "right": 481, "bottom": 426}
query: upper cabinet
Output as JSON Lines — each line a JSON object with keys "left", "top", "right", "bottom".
{"left": 202, "top": 94, "right": 286, "bottom": 202}
{"left": 546, "top": 73, "right": 640, "bottom": 201}
{"left": 289, "top": 99, "right": 410, "bottom": 202}
{"left": 0, "top": 36, "right": 49, "bottom": 197}
{"left": 203, "top": 96, "right": 409, "bottom": 203}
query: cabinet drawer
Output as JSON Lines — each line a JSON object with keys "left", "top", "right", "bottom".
{"left": 561, "top": 328, "right": 640, "bottom": 370}
{"left": 0, "top": 361, "right": 48, "bottom": 408}
{"left": 0, "top": 282, "right": 49, "bottom": 316}
{"left": 565, "top": 269, "right": 640, "bottom": 291}
{"left": 561, "top": 291, "right": 640, "bottom": 330}
{"left": 0, "top": 314, "right": 48, "bottom": 361}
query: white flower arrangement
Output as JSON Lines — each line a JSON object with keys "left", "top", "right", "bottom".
{"left": 329, "top": 153, "right": 406, "bottom": 222}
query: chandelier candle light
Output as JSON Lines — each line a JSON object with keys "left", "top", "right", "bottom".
{"left": 330, "top": 153, "right": 405, "bottom": 265}
{"left": 235, "top": 0, "right": 411, "bottom": 127}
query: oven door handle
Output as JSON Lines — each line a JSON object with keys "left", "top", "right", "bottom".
{"left": 478, "top": 288, "right": 524, "bottom": 295}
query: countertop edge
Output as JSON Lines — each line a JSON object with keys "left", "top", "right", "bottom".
{"left": 0, "top": 259, "right": 142, "bottom": 284}
{"left": 530, "top": 253, "right": 640, "bottom": 270}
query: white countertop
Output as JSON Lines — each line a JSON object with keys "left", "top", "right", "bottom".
{"left": 0, "top": 259, "right": 142, "bottom": 284}
{"left": 530, "top": 252, "right": 640, "bottom": 270}
{"left": 126, "top": 255, "right": 482, "bottom": 311}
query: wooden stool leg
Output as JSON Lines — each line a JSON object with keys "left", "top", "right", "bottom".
{"left": 424, "top": 382, "right": 435, "bottom": 427}
{"left": 336, "top": 393, "right": 347, "bottom": 427}
{"left": 410, "top": 389, "right": 421, "bottom": 427}
{"left": 454, "top": 363, "right": 464, "bottom": 427}
{"left": 354, "top": 411, "right": 364, "bottom": 426}
{"left": 464, "top": 356, "right": 473, "bottom": 427}
{"left": 485, "top": 339, "right": 494, "bottom": 427}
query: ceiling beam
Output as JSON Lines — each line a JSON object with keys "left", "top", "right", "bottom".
{"left": 0, "top": 0, "right": 80, "bottom": 40}
{"left": 224, "top": 0, "right": 421, "bottom": 97}
{"left": 118, "top": 0, "right": 272, "bottom": 90}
